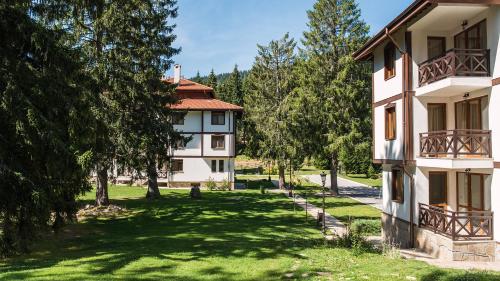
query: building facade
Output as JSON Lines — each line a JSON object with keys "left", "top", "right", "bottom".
{"left": 162, "top": 65, "right": 243, "bottom": 189}
{"left": 354, "top": 0, "right": 500, "bottom": 261}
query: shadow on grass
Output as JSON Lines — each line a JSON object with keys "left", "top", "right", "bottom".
{"left": 0, "top": 191, "right": 324, "bottom": 280}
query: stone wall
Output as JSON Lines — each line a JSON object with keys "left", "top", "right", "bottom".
{"left": 381, "top": 212, "right": 413, "bottom": 249}
{"left": 415, "top": 227, "right": 496, "bottom": 261}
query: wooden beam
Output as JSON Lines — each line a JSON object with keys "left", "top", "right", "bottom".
{"left": 373, "top": 93, "right": 403, "bottom": 108}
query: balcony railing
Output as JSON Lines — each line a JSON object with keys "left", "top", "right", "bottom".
{"left": 419, "top": 129, "right": 492, "bottom": 158}
{"left": 419, "top": 203, "right": 493, "bottom": 240}
{"left": 418, "top": 49, "right": 490, "bottom": 86}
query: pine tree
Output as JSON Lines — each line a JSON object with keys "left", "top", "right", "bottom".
{"left": 38, "top": 0, "right": 182, "bottom": 201}
{"left": 226, "top": 65, "right": 244, "bottom": 105}
{"left": 244, "top": 34, "right": 298, "bottom": 189}
{"left": 193, "top": 71, "right": 203, "bottom": 83}
{"left": 299, "top": 0, "right": 371, "bottom": 195}
{"left": 207, "top": 69, "right": 218, "bottom": 89}
{"left": 0, "top": 2, "right": 96, "bottom": 253}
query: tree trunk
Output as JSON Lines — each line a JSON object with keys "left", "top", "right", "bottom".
{"left": 278, "top": 165, "right": 286, "bottom": 190}
{"left": 146, "top": 160, "right": 160, "bottom": 199}
{"left": 330, "top": 152, "right": 339, "bottom": 196}
{"left": 96, "top": 166, "right": 110, "bottom": 206}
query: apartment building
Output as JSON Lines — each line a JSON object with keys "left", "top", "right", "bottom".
{"left": 354, "top": 0, "right": 500, "bottom": 261}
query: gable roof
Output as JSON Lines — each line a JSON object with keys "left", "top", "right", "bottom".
{"left": 163, "top": 77, "right": 243, "bottom": 111}
{"left": 170, "top": 98, "right": 243, "bottom": 111}
{"left": 163, "top": 78, "right": 213, "bottom": 92}
{"left": 353, "top": 0, "right": 500, "bottom": 61}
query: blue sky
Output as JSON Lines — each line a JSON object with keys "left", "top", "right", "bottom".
{"left": 172, "top": 0, "right": 414, "bottom": 78}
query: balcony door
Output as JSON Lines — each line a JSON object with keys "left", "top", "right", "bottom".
{"left": 457, "top": 172, "right": 484, "bottom": 212}
{"left": 455, "top": 98, "right": 483, "bottom": 130}
{"left": 455, "top": 97, "right": 488, "bottom": 155}
{"left": 454, "top": 20, "right": 486, "bottom": 50}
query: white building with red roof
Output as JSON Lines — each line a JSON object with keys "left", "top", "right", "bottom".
{"left": 163, "top": 65, "right": 243, "bottom": 189}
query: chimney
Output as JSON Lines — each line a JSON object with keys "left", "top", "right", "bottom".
{"left": 173, "top": 64, "right": 181, "bottom": 84}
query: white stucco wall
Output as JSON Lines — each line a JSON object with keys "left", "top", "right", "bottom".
{"left": 382, "top": 165, "right": 411, "bottom": 222}
{"left": 203, "top": 111, "right": 235, "bottom": 133}
{"left": 169, "top": 157, "right": 235, "bottom": 183}
{"left": 173, "top": 111, "right": 202, "bottom": 132}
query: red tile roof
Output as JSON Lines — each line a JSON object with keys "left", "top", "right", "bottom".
{"left": 170, "top": 98, "right": 243, "bottom": 111}
{"left": 163, "top": 78, "right": 213, "bottom": 92}
{"left": 164, "top": 77, "right": 243, "bottom": 111}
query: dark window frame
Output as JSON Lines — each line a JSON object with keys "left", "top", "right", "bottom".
{"left": 211, "top": 111, "right": 225, "bottom": 125}
{"left": 211, "top": 135, "right": 225, "bottom": 150}
{"left": 429, "top": 171, "right": 448, "bottom": 207}
{"left": 218, "top": 160, "right": 224, "bottom": 173}
{"left": 172, "top": 112, "right": 185, "bottom": 125}
{"left": 211, "top": 159, "right": 217, "bottom": 173}
{"left": 384, "top": 43, "right": 396, "bottom": 80}
{"left": 171, "top": 159, "right": 183, "bottom": 173}
{"left": 427, "top": 36, "right": 446, "bottom": 61}
{"left": 392, "top": 168, "right": 404, "bottom": 203}
{"left": 385, "top": 104, "right": 396, "bottom": 140}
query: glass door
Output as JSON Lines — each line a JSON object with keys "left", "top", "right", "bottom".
{"left": 457, "top": 172, "right": 484, "bottom": 212}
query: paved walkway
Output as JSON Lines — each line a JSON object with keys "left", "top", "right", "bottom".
{"left": 302, "top": 175, "right": 383, "bottom": 210}
{"left": 269, "top": 188, "right": 346, "bottom": 237}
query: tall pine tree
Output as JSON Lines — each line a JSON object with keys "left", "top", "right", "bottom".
{"left": 245, "top": 34, "right": 298, "bottom": 189}
{"left": 38, "top": 0, "right": 182, "bottom": 201}
{"left": 299, "top": 0, "right": 371, "bottom": 194}
{"left": 0, "top": 2, "right": 96, "bottom": 253}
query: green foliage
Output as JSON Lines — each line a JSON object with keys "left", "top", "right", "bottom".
{"left": 296, "top": 0, "right": 372, "bottom": 191}
{"left": 206, "top": 177, "right": 217, "bottom": 191}
{"left": 351, "top": 219, "right": 381, "bottom": 236}
{"left": 0, "top": 3, "right": 96, "bottom": 254}
{"left": 220, "top": 179, "right": 231, "bottom": 191}
{"left": 367, "top": 165, "right": 378, "bottom": 179}
{"left": 260, "top": 185, "right": 266, "bottom": 194}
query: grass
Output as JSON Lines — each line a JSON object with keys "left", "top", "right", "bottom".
{"left": 1, "top": 186, "right": 499, "bottom": 280}
{"left": 339, "top": 173, "right": 383, "bottom": 188}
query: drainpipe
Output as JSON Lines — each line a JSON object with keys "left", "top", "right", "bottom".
{"left": 386, "top": 28, "right": 416, "bottom": 248}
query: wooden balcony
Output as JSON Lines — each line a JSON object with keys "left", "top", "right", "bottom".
{"left": 418, "top": 203, "right": 493, "bottom": 241}
{"left": 420, "top": 129, "right": 492, "bottom": 158}
{"left": 418, "top": 49, "right": 490, "bottom": 87}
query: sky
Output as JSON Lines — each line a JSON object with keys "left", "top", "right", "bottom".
{"left": 172, "top": 0, "right": 414, "bottom": 78}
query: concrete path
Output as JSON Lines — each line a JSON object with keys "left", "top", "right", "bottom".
{"left": 269, "top": 188, "right": 346, "bottom": 237}
{"left": 302, "top": 175, "right": 383, "bottom": 211}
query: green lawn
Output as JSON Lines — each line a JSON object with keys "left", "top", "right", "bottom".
{"left": 339, "top": 173, "right": 382, "bottom": 188}
{"left": 1, "top": 186, "right": 499, "bottom": 280}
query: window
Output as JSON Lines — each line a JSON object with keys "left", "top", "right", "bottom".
{"left": 172, "top": 112, "right": 184, "bottom": 125}
{"left": 211, "top": 111, "right": 225, "bottom": 125}
{"left": 219, "top": 160, "right": 224, "bottom": 173}
{"left": 429, "top": 172, "right": 447, "bottom": 207}
{"left": 385, "top": 105, "right": 396, "bottom": 140}
{"left": 428, "top": 104, "right": 446, "bottom": 132}
{"left": 211, "top": 135, "right": 225, "bottom": 149}
{"left": 392, "top": 169, "right": 404, "bottom": 203}
{"left": 211, "top": 160, "right": 217, "bottom": 173}
{"left": 384, "top": 43, "right": 396, "bottom": 80}
{"left": 427, "top": 37, "right": 446, "bottom": 60}
{"left": 171, "top": 159, "right": 183, "bottom": 172}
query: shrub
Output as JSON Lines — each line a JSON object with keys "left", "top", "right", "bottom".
{"left": 351, "top": 219, "right": 381, "bottom": 236}
{"left": 220, "top": 179, "right": 231, "bottom": 191}
{"left": 206, "top": 178, "right": 217, "bottom": 191}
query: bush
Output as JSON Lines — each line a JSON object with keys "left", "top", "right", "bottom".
{"left": 351, "top": 219, "right": 380, "bottom": 236}
{"left": 206, "top": 178, "right": 217, "bottom": 191}
{"left": 220, "top": 179, "right": 231, "bottom": 191}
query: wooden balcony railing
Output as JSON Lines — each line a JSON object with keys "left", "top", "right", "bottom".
{"left": 418, "top": 49, "right": 490, "bottom": 86}
{"left": 420, "top": 129, "right": 492, "bottom": 158}
{"left": 418, "top": 203, "right": 493, "bottom": 240}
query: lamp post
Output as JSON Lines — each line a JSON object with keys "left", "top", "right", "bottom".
{"left": 320, "top": 171, "right": 327, "bottom": 234}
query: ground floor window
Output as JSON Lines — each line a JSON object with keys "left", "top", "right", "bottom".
{"left": 211, "top": 160, "right": 217, "bottom": 173}
{"left": 211, "top": 159, "right": 225, "bottom": 173}
{"left": 171, "top": 159, "right": 183, "bottom": 172}
{"left": 219, "top": 160, "right": 224, "bottom": 172}
{"left": 391, "top": 169, "right": 403, "bottom": 203}
{"left": 429, "top": 172, "right": 447, "bottom": 207}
